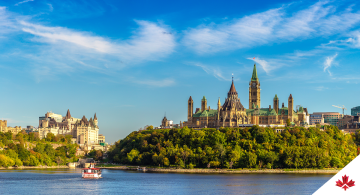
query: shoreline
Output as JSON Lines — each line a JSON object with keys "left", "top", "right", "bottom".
{"left": 99, "top": 166, "right": 339, "bottom": 174}
{"left": 0, "top": 165, "right": 70, "bottom": 170}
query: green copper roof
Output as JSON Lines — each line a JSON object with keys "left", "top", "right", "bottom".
{"left": 246, "top": 108, "right": 277, "bottom": 116}
{"left": 202, "top": 96, "right": 206, "bottom": 101}
{"left": 298, "top": 106, "right": 304, "bottom": 113}
{"left": 246, "top": 107, "right": 298, "bottom": 117}
{"left": 193, "top": 109, "right": 217, "bottom": 117}
{"left": 251, "top": 64, "right": 258, "bottom": 81}
{"left": 252, "top": 103, "right": 255, "bottom": 108}
{"left": 274, "top": 94, "right": 278, "bottom": 100}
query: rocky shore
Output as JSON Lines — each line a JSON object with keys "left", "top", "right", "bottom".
{"left": 100, "top": 166, "right": 339, "bottom": 174}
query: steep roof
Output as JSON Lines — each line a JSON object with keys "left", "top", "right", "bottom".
{"left": 193, "top": 109, "right": 218, "bottom": 117}
{"left": 246, "top": 107, "right": 298, "bottom": 116}
{"left": 289, "top": 94, "right": 293, "bottom": 99}
{"left": 229, "top": 80, "right": 237, "bottom": 94}
{"left": 188, "top": 96, "right": 193, "bottom": 101}
{"left": 66, "top": 109, "right": 71, "bottom": 119}
{"left": 202, "top": 96, "right": 206, "bottom": 101}
{"left": 274, "top": 94, "right": 278, "bottom": 100}
{"left": 251, "top": 64, "right": 258, "bottom": 81}
{"left": 94, "top": 113, "right": 97, "bottom": 120}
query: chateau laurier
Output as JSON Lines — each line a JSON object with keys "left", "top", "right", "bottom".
{"left": 183, "top": 64, "right": 309, "bottom": 128}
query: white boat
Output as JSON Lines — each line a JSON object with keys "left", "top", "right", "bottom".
{"left": 82, "top": 163, "right": 102, "bottom": 179}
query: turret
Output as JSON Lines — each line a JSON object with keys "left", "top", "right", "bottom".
{"left": 94, "top": 113, "right": 98, "bottom": 126}
{"left": 288, "top": 94, "right": 293, "bottom": 117}
{"left": 201, "top": 96, "right": 207, "bottom": 112}
{"left": 188, "top": 96, "right": 193, "bottom": 121}
{"left": 217, "top": 98, "right": 221, "bottom": 110}
{"left": 273, "top": 94, "right": 279, "bottom": 114}
{"left": 65, "top": 109, "right": 71, "bottom": 119}
{"left": 249, "top": 64, "right": 260, "bottom": 109}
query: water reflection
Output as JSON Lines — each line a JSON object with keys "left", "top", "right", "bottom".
{"left": 0, "top": 169, "right": 333, "bottom": 195}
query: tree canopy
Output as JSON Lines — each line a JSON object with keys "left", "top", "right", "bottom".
{"left": 108, "top": 125, "right": 358, "bottom": 169}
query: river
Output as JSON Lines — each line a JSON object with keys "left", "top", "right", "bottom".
{"left": 0, "top": 169, "right": 332, "bottom": 194}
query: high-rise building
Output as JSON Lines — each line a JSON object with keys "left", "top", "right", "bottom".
{"left": 351, "top": 106, "right": 360, "bottom": 116}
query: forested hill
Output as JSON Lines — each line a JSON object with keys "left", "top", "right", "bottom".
{"left": 108, "top": 126, "right": 359, "bottom": 169}
{"left": 0, "top": 131, "right": 78, "bottom": 167}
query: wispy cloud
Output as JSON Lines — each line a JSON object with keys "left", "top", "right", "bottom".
{"left": 0, "top": 7, "right": 17, "bottom": 35}
{"left": 131, "top": 78, "right": 175, "bottom": 87}
{"left": 0, "top": 7, "right": 176, "bottom": 86}
{"left": 314, "top": 86, "right": 328, "bottom": 91}
{"left": 190, "top": 62, "right": 230, "bottom": 81}
{"left": 47, "top": 4, "right": 54, "bottom": 12}
{"left": 15, "top": 0, "right": 34, "bottom": 6}
{"left": 11, "top": 20, "right": 176, "bottom": 82}
{"left": 327, "top": 31, "right": 360, "bottom": 48}
{"left": 324, "top": 53, "right": 337, "bottom": 76}
{"left": 183, "top": 2, "right": 360, "bottom": 54}
{"left": 20, "top": 20, "right": 176, "bottom": 63}
{"left": 247, "top": 57, "right": 276, "bottom": 74}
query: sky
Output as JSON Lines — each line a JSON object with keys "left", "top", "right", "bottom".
{"left": 0, "top": 0, "right": 360, "bottom": 143}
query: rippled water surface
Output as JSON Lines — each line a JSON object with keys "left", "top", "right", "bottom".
{"left": 0, "top": 169, "right": 333, "bottom": 195}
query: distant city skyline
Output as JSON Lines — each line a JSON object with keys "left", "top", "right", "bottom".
{"left": 1, "top": 0, "right": 360, "bottom": 143}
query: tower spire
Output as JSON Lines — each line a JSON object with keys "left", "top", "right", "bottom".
{"left": 66, "top": 109, "right": 71, "bottom": 119}
{"left": 251, "top": 64, "right": 258, "bottom": 81}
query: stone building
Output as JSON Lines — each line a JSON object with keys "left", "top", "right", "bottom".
{"left": 38, "top": 110, "right": 102, "bottom": 146}
{"left": 183, "top": 64, "right": 309, "bottom": 128}
{"left": 0, "top": 120, "right": 23, "bottom": 134}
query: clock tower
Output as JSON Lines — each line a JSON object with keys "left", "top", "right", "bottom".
{"left": 249, "top": 64, "right": 260, "bottom": 109}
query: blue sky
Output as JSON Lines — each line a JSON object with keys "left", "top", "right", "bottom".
{"left": 0, "top": 0, "right": 360, "bottom": 143}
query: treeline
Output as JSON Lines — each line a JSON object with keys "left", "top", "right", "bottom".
{"left": 107, "top": 125, "right": 358, "bottom": 169}
{"left": 0, "top": 131, "right": 78, "bottom": 167}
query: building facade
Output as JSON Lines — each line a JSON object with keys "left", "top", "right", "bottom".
{"left": 0, "top": 120, "right": 23, "bottom": 134}
{"left": 310, "top": 113, "right": 324, "bottom": 125}
{"left": 38, "top": 110, "right": 102, "bottom": 146}
{"left": 351, "top": 106, "right": 360, "bottom": 116}
{"left": 311, "top": 112, "right": 342, "bottom": 126}
{"left": 183, "top": 64, "right": 309, "bottom": 128}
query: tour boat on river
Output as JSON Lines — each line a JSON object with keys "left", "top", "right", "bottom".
{"left": 82, "top": 163, "right": 102, "bottom": 179}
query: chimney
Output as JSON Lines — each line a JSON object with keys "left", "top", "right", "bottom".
{"left": 282, "top": 103, "right": 284, "bottom": 108}
{"left": 269, "top": 105, "right": 271, "bottom": 111}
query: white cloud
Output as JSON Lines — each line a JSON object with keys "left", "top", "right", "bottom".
{"left": 247, "top": 57, "right": 275, "bottom": 74}
{"left": 324, "top": 53, "right": 337, "bottom": 76}
{"left": 15, "top": 0, "right": 34, "bottom": 6}
{"left": 20, "top": 20, "right": 176, "bottom": 64}
{"left": 183, "top": 8, "right": 282, "bottom": 53}
{"left": 132, "top": 78, "right": 175, "bottom": 87}
{"left": 191, "top": 62, "right": 230, "bottom": 81}
{"left": 47, "top": 4, "right": 54, "bottom": 12}
{"left": 0, "top": 7, "right": 17, "bottom": 35}
{"left": 21, "top": 21, "right": 113, "bottom": 53}
{"left": 314, "top": 86, "right": 328, "bottom": 91}
{"left": 346, "top": 31, "right": 360, "bottom": 48}
{"left": 0, "top": 8, "right": 176, "bottom": 86}
{"left": 183, "top": 2, "right": 360, "bottom": 54}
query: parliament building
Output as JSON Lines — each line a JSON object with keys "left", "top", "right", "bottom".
{"left": 182, "top": 64, "right": 309, "bottom": 128}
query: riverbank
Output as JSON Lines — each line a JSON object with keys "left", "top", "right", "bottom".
{"left": 0, "top": 165, "right": 69, "bottom": 170}
{"left": 99, "top": 166, "right": 339, "bottom": 174}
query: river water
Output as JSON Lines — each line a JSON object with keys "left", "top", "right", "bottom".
{"left": 0, "top": 169, "right": 332, "bottom": 195}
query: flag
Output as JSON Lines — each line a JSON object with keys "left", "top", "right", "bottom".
{"left": 253, "top": 57, "right": 255, "bottom": 59}
{"left": 313, "top": 155, "right": 360, "bottom": 194}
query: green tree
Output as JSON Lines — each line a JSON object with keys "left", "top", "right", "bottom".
{"left": 127, "top": 149, "right": 140, "bottom": 163}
